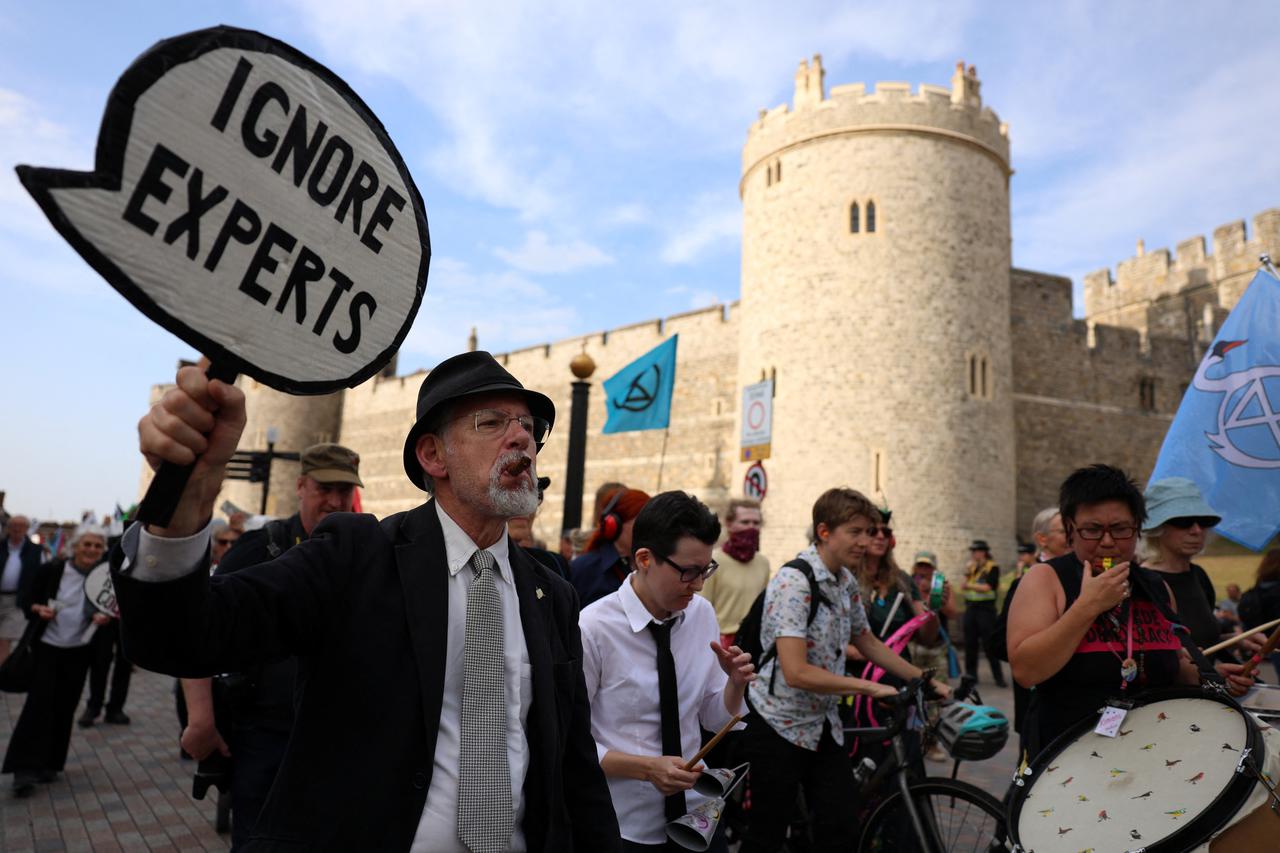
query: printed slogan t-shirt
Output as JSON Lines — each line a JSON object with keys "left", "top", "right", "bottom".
{"left": 1026, "top": 553, "right": 1182, "bottom": 758}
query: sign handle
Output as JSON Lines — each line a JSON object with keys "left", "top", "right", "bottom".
{"left": 137, "top": 361, "right": 239, "bottom": 528}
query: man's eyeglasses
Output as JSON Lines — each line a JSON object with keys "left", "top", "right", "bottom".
{"left": 461, "top": 408, "right": 552, "bottom": 443}
{"left": 868, "top": 526, "right": 893, "bottom": 538}
{"left": 1074, "top": 524, "right": 1137, "bottom": 541}
{"left": 214, "top": 537, "right": 237, "bottom": 546}
{"left": 1164, "top": 516, "right": 1217, "bottom": 530}
{"left": 657, "top": 554, "right": 719, "bottom": 583}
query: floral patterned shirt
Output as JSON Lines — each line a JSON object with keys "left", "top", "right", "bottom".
{"left": 748, "top": 545, "right": 869, "bottom": 749}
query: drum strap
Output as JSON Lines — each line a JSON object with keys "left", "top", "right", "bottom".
{"left": 1129, "top": 567, "right": 1222, "bottom": 684}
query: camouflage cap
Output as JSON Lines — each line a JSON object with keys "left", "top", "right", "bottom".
{"left": 301, "top": 443, "right": 364, "bottom": 487}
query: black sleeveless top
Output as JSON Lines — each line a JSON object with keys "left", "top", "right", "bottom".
{"left": 1025, "top": 553, "right": 1182, "bottom": 759}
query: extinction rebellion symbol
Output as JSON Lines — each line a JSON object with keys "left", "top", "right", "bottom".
{"left": 1193, "top": 339, "right": 1280, "bottom": 469}
{"left": 613, "top": 364, "right": 661, "bottom": 412}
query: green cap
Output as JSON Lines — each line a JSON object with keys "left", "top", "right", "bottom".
{"left": 301, "top": 443, "right": 364, "bottom": 487}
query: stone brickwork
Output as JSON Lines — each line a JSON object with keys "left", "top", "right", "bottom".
{"left": 1011, "top": 269, "right": 1192, "bottom": 537}
{"left": 1083, "top": 209, "right": 1280, "bottom": 342}
{"left": 739, "top": 57, "right": 1017, "bottom": 570}
{"left": 136, "top": 58, "right": 1269, "bottom": 574}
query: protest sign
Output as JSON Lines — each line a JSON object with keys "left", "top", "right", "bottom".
{"left": 17, "top": 26, "right": 429, "bottom": 392}
{"left": 16, "top": 26, "right": 430, "bottom": 522}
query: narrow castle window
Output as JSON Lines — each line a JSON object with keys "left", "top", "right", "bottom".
{"left": 967, "top": 352, "right": 992, "bottom": 400}
{"left": 850, "top": 202, "right": 860, "bottom": 234}
{"left": 775, "top": 159, "right": 781, "bottom": 182}
{"left": 1139, "top": 377, "right": 1157, "bottom": 411}
{"left": 765, "top": 164, "right": 772, "bottom": 187}
{"left": 866, "top": 200, "right": 876, "bottom": 233}
{"left": 871, "top": 449, "right": 886, "bottom": 494}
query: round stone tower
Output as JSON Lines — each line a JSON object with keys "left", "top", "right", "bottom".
{"left": 738, "top": 58, "right": 1017, "bottom": 569}
{"left": 219, "top": 381, "right": 345, "bottom": 517}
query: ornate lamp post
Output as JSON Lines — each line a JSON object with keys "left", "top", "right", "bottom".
{"left": 561, "top": 351, "right": 596, "bottom": 532}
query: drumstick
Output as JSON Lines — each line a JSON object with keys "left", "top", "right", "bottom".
{"left": 1240, "top": 625, "right": 1280, "bottom": 678}
{"left": 1203, "top": 616, "right": 1280, "bottom": 655}
{"left": 683, "top": 715, "right": 743, "bottom": 770}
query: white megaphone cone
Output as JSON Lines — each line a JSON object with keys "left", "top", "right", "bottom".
{"left": 666, "top": 763, "right": 749, "bottom": 851}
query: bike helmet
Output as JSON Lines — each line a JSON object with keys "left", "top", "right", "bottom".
{"left": 936, "top": 702, "right": 1009, "bottom": 761}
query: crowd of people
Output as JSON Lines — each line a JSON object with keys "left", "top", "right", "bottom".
{"left": 1, "top": 348, "right": 1277, "bottom": 853}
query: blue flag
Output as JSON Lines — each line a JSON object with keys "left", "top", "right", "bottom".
{"left": 602, "top": 335, "right": 678, "bottom": 434}
{"left": 1150, "top": 268, "right": 1280, "bottom": 550}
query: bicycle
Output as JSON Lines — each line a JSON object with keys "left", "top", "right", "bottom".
{"left": 851, "top": 677, "right": 1009, "bottom": 853}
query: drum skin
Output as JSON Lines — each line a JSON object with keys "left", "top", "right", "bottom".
{"left": 1009, "top": 687, "right": 1264, "bottom": 853}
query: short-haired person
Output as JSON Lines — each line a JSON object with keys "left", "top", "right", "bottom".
{"left": 1014, "top": 543, "right": 1036, "bottom": 580}
{"left": 961, "top": 539, "right": 1005, "bottom": 687}
{"left": 0, "top": 514, "right": 43, "bottom": 665}
{"left": 739, "top": 488, "right": 949, "bottom": 853}
{"left": 1217, "top": 583, "right": 1242, "bottom": 630}
{"left": 581, "top": 491, "right": 755, "bottom": 852}
{"left": 571, "top": 487, "right": 651, "bottom": 608}
{"left": 180, "top": 443, "right": 363, "bottom": 848}
{"left": 699, "top": 498, "right": 770, "bottom": 647}
{"left": 3, "top": 525, "right": 113, "bottom": 796}
{"left": 1008, "top": 465, "right": 1224, "bottom": 760}
{"left": 209, "top": 519, "right": 241, "bottom": 566}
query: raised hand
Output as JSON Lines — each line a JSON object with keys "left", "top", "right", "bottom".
{"left": 711, "top": 641, "right": 757, "bottom": 688}
{"left": 1077, "top": 559, "right": 1130, "bottom": 617}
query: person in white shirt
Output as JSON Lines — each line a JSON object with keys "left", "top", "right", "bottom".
{"left": 581, "top": 491, "right": 756, "bottom": 853}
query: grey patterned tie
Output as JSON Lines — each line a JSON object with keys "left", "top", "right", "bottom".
{"left": 457, "top": 548, "right": 514, "bottom": 853}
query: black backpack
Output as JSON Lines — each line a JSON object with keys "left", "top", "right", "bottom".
{"left": 735, "top": 558, "right": 833, "bottom": 695}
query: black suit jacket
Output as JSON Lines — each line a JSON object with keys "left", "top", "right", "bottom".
{"left": 112, "top": 503, "right": 621, "bottom": 851}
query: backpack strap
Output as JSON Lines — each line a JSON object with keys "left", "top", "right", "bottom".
{"left": 763, "top": 558, "right": 834, "bottom": 695}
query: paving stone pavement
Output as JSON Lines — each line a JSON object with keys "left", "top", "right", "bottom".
{"left": 1, "top": 666, "right": 229, "bottom": 852}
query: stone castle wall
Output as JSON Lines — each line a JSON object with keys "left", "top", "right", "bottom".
{"left": 337, "top": 303, "right": 741, "bottom": 547}
{"left": 1083, "top": 208, "right": 1280, "bottom": 340}
{"left": 737, "top": 58, "right": 1017, "bottom": 571}
{"left": 1009, "top": 269, "right": 1192, "bottom": 536}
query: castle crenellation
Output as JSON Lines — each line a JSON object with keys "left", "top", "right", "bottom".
{"left": 143, "top": 57, "right": 1272, "bottom": 570}
{"left": 1084, "top": 208, "right": 1280, "bottom": 322}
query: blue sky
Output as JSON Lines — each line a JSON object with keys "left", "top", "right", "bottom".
{"left": 2, "top": 1, "right": 1278, "bottom": 520}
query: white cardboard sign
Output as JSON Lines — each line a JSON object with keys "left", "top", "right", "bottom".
{"left": 17, "top": 27, "right": 429, "bottom": 392}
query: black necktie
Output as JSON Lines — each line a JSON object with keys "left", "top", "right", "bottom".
{"left": 649, "top": 620, "right": 686, "bottom": 822}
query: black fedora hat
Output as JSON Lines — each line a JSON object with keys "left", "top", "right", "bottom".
{"left": 401, "top": 351, "right": 555, "bottom": 490}
{"left": 968, "top": 539, "right": 991, "bottom": 552}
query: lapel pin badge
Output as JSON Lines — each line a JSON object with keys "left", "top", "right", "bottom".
{"left": 536, "top": 587, "right": 545, "bottom": 600}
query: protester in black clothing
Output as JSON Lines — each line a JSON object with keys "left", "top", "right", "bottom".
{"left": 3, "top": 526, "right": 112, "bottom": 796}
{"left": 1008, "top": 465, "right": 1250, "bottom": 760}
{"left": 79, "top": 620, "right": 132, "bottom": 726}
{"left": 179, "top": 443, "right": 361, "bottom": 849}
{"left": 1143, "top": 477, "right": 1267, "bottom": 675}
{"left": 1239, "top": 549, "right": 1280, "bottom": 680}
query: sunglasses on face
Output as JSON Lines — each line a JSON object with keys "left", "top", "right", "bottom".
{"left": 1165, "top": 516, "right": 1217, "bottom": 530}
{"left": 868, "top": 526, "right": 893, "bottom": 538}
{"left": 214, "top": 537, "right": 236, "bottom": 546}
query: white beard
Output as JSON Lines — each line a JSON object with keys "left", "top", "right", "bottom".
{"left": 487, "top": 450, "right": 538, "bottom": 517}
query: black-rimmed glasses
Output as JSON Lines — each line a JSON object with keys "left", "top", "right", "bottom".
{"left": 657, "top": 554, "right": 719, "bottom": 583}
{"left": 1164, "top": 516, "right": 1217, "bottom": 530}
{"left": 1075, "top": 524, "right": 1137, "bottom": 541}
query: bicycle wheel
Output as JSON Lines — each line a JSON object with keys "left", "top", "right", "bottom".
{"left": 857, "top": 778, "right": 1008, "bottom": 853}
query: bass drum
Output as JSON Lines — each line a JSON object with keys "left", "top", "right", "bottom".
{"left": 1009, "top": 687, "right": 1265, "bottom": 853}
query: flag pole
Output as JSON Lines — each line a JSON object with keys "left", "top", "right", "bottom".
{"left": 1261, "top": 253, "right": 1278, "bottom": 279}
{"left": 655, "top": 427, "right": 671, "bottom": 491}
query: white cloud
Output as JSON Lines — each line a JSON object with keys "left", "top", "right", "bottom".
{"left": 494, "top": 229, "right": 613, "bottom": 274}
{"left": 401, "top": 256, "right": 579, "bottom": 364}
{"left": 660, "top": 192, "right": 741, "bottom": 264}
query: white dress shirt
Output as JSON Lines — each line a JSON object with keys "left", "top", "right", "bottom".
{"left": 3, "top": 541, "right": 25, "bottom": 592}
{"left": 580, "top": 575, "right": 741, "bottom": 845}
{"left": 42, "top": 563, "right": 96, "bottom": 648}
{"left": 126, "top": 503, "right": 531, "bottom": 852}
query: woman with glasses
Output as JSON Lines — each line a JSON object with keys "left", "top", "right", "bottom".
{"left": 1007, "top": 465, "right": 1201, "bottom": 760}
{"left": 1142, "top": 478, "right": 1256, "bottom": 692}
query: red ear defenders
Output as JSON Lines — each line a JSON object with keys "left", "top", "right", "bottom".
{"left": 598, "top": 490, "right": 624, "bottom": 542}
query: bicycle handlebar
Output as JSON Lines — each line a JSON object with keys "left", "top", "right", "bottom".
{"left": 843, "top": 676, "right": 931, "bottom": 741}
